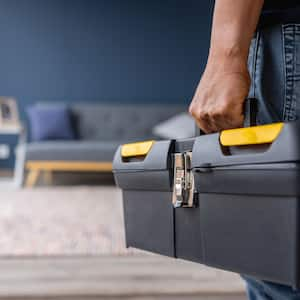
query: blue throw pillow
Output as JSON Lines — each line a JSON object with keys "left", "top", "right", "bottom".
{"left": 27, "top": 105, "right": 76, "bottom": 141}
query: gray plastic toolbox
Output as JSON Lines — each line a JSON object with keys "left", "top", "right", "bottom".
{"left": 113, "top": 112, "right": 300, "bottom": 289}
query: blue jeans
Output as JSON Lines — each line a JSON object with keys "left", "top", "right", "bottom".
{"left": 244, "top": 23, "right": 300, "bottom": 299}
{"left": 244, "top": 277, "right": 300, "bottom": 300}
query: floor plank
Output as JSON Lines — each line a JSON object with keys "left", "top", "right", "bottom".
{"left": 0, "top": 255, "right": 247, "bottom": 300}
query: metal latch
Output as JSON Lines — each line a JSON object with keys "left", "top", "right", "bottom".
{"left": 172, "top": 152, "right": 196, "bottom": 208}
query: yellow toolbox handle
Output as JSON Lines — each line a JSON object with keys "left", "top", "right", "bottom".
{"left": 121, "top": 140, "right": 155, "bottom": 158}
{"left": 220, "top": 123, "right": 284, "bottom": 147}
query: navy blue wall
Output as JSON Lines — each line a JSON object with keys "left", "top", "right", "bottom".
{"left": 0, "top": 0, "right": 213, "bottom": 112}
{"left": 0, "top": 0, "right": 213, "bottom": 169}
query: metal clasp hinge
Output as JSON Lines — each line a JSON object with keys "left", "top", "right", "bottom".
{"left": 172, "top": 152, "right": 196, "bottom": 208}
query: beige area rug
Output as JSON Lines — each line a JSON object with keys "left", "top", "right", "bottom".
{"left": 0, "top": 186, "right": 247, "bottom": 299}
{"left": 0, "top": 186, "right": 130, "bottom": 255}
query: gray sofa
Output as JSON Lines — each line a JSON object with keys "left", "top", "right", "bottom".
{"left": 24, "top": 103, "right": 186, "bottom": 186}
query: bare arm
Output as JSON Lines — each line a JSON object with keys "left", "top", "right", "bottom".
{"left": 189, "top": 0, "right": 264, "bottom": 133}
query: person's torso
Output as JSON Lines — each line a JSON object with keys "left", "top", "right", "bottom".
{"left": 260, "top": 0, "right": 300, "bottom": 28}
{"left": 263, "top": 0, "right": 300, "bottom": 12}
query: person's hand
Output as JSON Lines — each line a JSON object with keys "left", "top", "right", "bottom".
{"left": 189, "top": 56, "right": 251, "bottom": 133}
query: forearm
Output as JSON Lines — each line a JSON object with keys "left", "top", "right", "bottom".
{"left": 208, "top": 0, "right": 264, "bottom": 68}
{"left": 189, "top": 0, "right": 265, "bottom": 132}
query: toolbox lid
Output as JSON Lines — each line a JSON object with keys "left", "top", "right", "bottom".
{"left": 113, "top": 140, "right": 173, "bottom": 172}
{"left": 192, "top": 121, "right": 300, "bottom": 168}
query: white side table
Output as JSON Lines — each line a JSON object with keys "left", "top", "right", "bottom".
{"left": 0, "top": 124, "right": 26, "bottom": 188}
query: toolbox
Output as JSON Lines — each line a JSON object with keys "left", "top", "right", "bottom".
{"left": 113, "top": 100, "right": 300, "bottom": 289}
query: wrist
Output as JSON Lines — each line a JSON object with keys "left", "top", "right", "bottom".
{"left": 207, "top": 47, "right": 249, "bottom": 74}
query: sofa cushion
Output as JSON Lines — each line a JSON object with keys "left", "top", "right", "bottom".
{"left": 153, "top": 113, "right": 195, "bottom": 139}
{"left": 27, "top": 105, "right": 76, "bottom": 142}
{"left": 70, "top": 104, "right": 186, "bottom": 140}
{"left": 25, "top": 141, "right": 125, "bottom": 162}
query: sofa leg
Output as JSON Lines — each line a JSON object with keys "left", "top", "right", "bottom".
{"left": 43, "top": 171, "right": 53, "bottom": 186}
{"left": 26, "top": 169, "right": 40, "bottom": 188}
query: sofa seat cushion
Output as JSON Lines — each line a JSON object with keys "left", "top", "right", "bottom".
{"left": 25, "top": 141, "right": 124, "bottom": 162}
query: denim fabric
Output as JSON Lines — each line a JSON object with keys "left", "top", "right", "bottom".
{"left": 244, "top": 276, "right": 300, "bottom": 300}
{"left": 244, "top": 23, "right": 300, "bottom": 300}
{"left": 248, "top": 24, "right": 300, "bottom": 124}
{"left": 282, "top": 24, "right": 300, "bottom": 121}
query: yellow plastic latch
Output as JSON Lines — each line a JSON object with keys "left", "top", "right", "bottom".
{"left": 220, "top": 123, "right": 284, "bottom": 146}
{"left": 121, "top": 140, "right": 155, "bottom": 158}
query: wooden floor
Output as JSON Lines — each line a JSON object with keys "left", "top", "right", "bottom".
{"left": 0, "top": 255, "right": 247, "bottom": 300}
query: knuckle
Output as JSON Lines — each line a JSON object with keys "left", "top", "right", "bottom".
{"left": 211, "top": 109, "right": 222, "bottom": 119}
{"left": 199, "top": 108, "right": 209, "bottom": 120}
{"left": 219, "top": 107, "right": 232, "bottom": 120}
{"left": 215, "top": 104, "right": 227, "bottom": 116}
{"left": 206, "top": 108, "right": 220, "bottom": 121}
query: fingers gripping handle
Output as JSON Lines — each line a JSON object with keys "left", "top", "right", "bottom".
{"left": 194, "top": 98, "right": 258, "bottom": 136}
